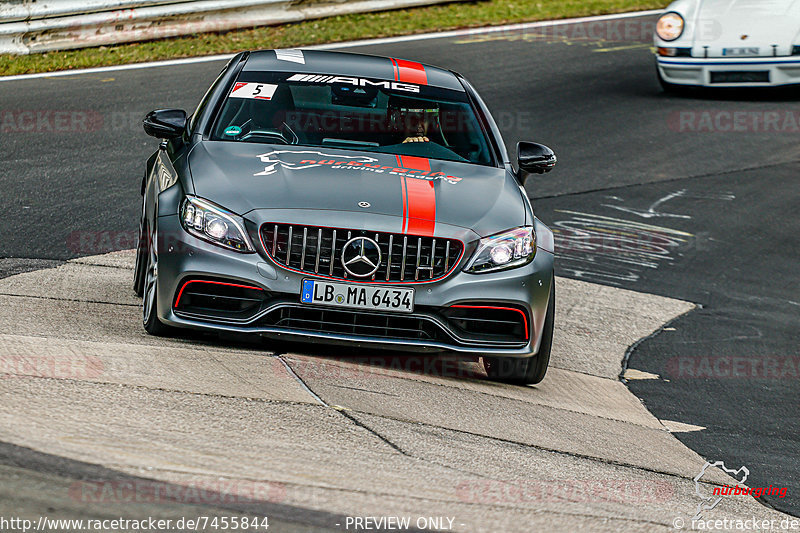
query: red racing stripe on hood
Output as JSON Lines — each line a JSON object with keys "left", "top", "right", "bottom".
{"left": 405, "top": 179, "right": 436, "bottom": 236}
{"left": 397, "top": 155, "right": 431, "bottom": 172}
{"left": 397, "top": 155, "right": 436, "bottom": 236}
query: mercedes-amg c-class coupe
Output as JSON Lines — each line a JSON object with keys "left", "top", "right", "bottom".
{"left": 134, "top": 49, "right": 557, "bottom": 384}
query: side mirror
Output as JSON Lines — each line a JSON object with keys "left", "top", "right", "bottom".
{"left": 143, "top": 109, "right": 187, "bottom": 139}
{"left": 517, "top": 141, "right": 557, "bottom": 179}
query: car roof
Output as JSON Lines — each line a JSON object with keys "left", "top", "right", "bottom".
{"left": 241, "top": 49, "right": 465, "bottom": 92}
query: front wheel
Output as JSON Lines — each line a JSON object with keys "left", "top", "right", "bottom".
{"left": 483, "top": 279, "right": 554, "bottom": 385}
{"left": 133, "top": 223, "right": 147, "bottom": 297}
{"left": 142, "top": 231, "right": 173, "bottom": 337}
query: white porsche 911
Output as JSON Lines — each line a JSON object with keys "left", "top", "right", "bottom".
{"left": 654, "top": 0, "right": 800, "bottom": 89}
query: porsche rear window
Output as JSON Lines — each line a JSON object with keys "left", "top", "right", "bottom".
{"left": 210, "top": 72, "right": 494, "bottom": 166}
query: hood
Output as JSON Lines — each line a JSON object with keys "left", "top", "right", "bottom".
{"left": 694, "top": 0, "right": 800, "bottom": 56}
{"left": 187, "top": 142, "right": 527, "bottom": 238}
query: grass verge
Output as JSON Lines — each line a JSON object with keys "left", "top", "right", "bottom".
{"left": 0, "top": 0, "right": 667, "bottom": 76}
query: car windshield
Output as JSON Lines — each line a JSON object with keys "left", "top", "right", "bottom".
{"left": 211, "top": 71, "right": 494, "bottom": 166}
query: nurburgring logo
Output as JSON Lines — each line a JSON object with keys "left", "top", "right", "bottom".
{"left": 692, "top": 461, "right": 750, "bottom": 521}
{"left": 253, "top": 150, "right": 464, "bottom": 184}
{"left": 254, "top": 150, "right": 379, "bottom": 176}
{"left": 678, "top": 460, "right": 790, "bottom": 530}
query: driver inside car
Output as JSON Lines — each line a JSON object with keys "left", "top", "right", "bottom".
{"left": 388, "top": 96, "right": 443, "bottom": 144}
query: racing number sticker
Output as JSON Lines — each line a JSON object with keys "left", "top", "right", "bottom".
{"left": 229, "top": 82, "right": 278, "bottom": 100}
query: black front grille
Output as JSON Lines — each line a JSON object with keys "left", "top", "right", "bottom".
{"left": 260, "top": 223, "right": 463, "bottom": 282}
{"left": 261, "top": 306, "right": 447, "bottom": 342}
{"left": 710, "top": 71, "right": 770, "bottom": 84}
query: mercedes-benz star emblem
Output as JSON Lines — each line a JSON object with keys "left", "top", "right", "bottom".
{"left": 341, "top": 237, "right": 381, "bottom": 277}
{"left": 358, "top": 201, "right": 371, "bottom": 208}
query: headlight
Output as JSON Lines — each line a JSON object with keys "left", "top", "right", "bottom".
{"left": 465, "top": 227, "right": 535, "bottom": 274}
{"left": 180, "top": 196, "right": 255, "bottom": 253}
{"left": 656, "top": 12, "right": 684, "bottom": 42}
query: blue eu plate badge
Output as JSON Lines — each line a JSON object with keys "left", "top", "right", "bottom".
{"left": 301, "top": 279, "right": 315, "bottom": 303}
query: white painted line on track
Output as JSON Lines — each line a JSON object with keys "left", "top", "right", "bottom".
{"left": 0, "top": 53, "right": 237, "bottom": 82}
{"left": 661, "top": 419, "right": 707, "bottom": 433}
{"left": 0, "top": 9, "right": 661, "bottom": 82}
{"left": 623, "top": 368, "right": 661, "bottom": 380}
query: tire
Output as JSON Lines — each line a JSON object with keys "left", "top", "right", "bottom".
{"left": 132, "top": 222, "right": 147, "bottom": 297}
{"left": 141, "top": 230, "right": 173, "bottom": 337}
{"left": 483, "top": 278, "right": 554, "bottom": 385}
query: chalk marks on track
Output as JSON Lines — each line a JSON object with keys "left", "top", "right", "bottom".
{"left": 552, "top": 210, "right": 691, "bottom": 284}
{"left": 603, "top": 189, "right": 736, "bottom": 220}
{"left": 550, "top": 189, "right": 734, "bottom": 285}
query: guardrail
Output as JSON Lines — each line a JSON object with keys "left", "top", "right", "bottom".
{"left": 0, "top": 0, "right": 463, "bottom": 54}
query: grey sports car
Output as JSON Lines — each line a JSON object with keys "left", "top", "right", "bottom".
{"left": 134, "top": 49, "right": 557, "bottom": 384}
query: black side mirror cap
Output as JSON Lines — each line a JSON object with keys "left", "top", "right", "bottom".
{"left": 517, "top": 141, "right": 557, "bottom": 180}
{"left": 143, "top": 109, "right": 187, "bottom": 139}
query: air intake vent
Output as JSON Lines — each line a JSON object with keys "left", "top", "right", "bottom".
{"left": 443, "top": 305, "right": 529, "bottom": 343}
{"left": 262, "top": 306, "right": 447, "bottom": 341}
{"left": 174, "top": 279, "right": 267, "bottom": 321}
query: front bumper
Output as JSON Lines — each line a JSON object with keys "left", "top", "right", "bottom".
{"left": 656, "top": 56, "right": 800, "bottom": 87}
{"left": 154, "top": 214, "right": 555, "bottom": 358}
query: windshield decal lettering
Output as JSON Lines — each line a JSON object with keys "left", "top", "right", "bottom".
{"left": 286, "top": 74, "right": 420, "bottom": 94}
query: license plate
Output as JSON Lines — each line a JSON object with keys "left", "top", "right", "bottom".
{"left": 722, "top": 47, "right": 760, "bottom": 57}
{"left": 300, "top": 279, "right": 414, "bottom": 313}
{"left": 710, "top": 70, "right": 770, "bottom": 84}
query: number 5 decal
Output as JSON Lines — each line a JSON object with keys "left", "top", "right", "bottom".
{"left": 229, "top": 82, "right": 278, "bottom": 100}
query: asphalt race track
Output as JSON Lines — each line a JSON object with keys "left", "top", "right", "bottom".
{"left": 1, "top": 12, "right": 798, "bottom": 530}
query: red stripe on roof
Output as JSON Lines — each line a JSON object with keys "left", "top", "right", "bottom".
{"left": 393, "top": 59, "right": 427, "bottom": 85}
